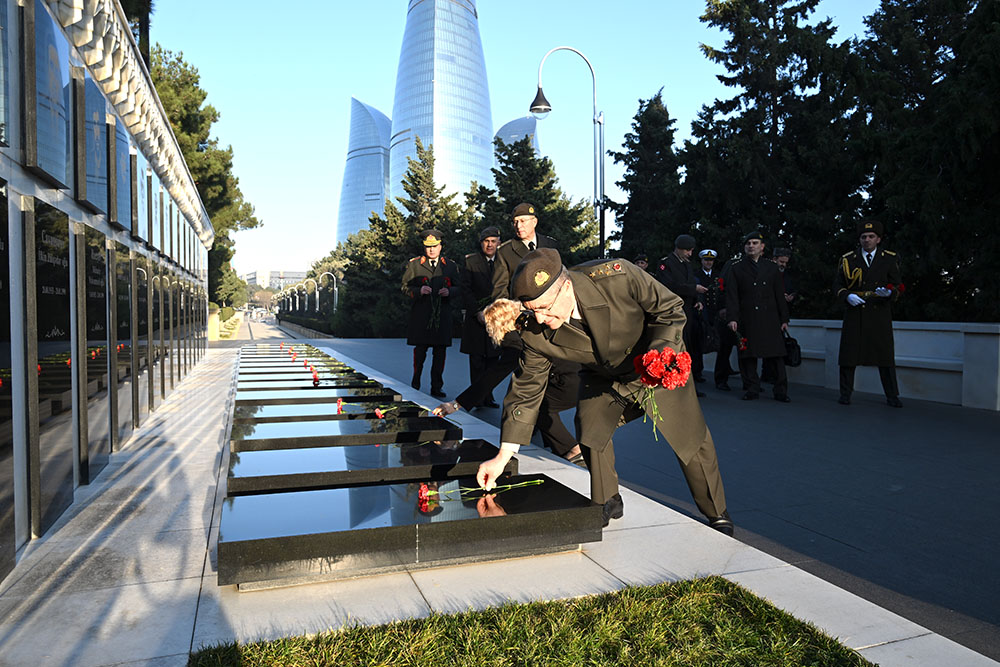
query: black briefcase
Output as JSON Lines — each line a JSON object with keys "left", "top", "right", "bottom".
{"left": 783, "top": 331, "right": 802, "bottom": 367}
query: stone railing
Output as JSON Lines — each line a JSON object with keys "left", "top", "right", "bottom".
{"left": 776, "top": 320, "right": 1000, "bottom": 410}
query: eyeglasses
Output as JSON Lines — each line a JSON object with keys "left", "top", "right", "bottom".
{"left": 524, "top": 280, "right": 565, "bottom": 315}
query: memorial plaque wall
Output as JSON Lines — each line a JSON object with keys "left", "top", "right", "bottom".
{"left": 151, "top": 261, "right": 161, "bottom": 404}
{"left": 166, "top": 270, "right": 173, "bottom": 390}
{"left": 29, "top": 0, "right": 72, "bottom": 187}
{"left": 134, "top": 152, "right": 148, "bottom": 244}
{"left": 81, "top": 76, "right": 107, "bottom": 212}
{"left": 32, "top": 201, "right": 74, "bottom": 534}
{"left": 0, "top": 183, "right": 14, "bottom": 579}
{"left": 0, "top": 0, "right": 9, "bottom": 147}
{"left": 152, "top": 177, "right": 162, "bottom": 252}
{"left": 112, "top": 124, "right": 131, "bottom": 230}
{"left": 157, "top": 263, "right": 166, "bottom": 399}
{"left": 135, "top": 254, "right": 149, "bottom": 423}
{"left": 113, "top": 242, "right": 133, "bottom": 445}
{"left": 83, "top": 226, "right": 109, "bottom": 481}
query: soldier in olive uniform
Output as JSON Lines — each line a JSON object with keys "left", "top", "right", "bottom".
{"left": 459, "top": 226, "right": 502, "bottom": 408}
{"left": 835, "top": 219, "right": 903, "bottom": 407}
{"left": 477, "top": 249, "right": 732, "bottom": 534}
{"left": 402, "top": 229, "right": 460, "bottom": 398}
{"left": 491, "top": 202, "right": 559, "bottom": 300}
{"left": 725, "top": 231, "right": 791, "bottom": 402}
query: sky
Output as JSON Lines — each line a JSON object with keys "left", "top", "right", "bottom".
{"left": 152, "top": 0, "right": 880, "bottom": 276}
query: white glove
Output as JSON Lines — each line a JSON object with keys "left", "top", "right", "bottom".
{"left": 874, "top": 287, "right": 891, "bottom": 297}
{"left": 847, "top": 294, "right": 865, "bottom": 307}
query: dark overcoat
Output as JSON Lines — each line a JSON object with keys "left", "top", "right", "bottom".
{"left": 696, "top": 265, "right": 725, "bottom": 319}
{"left": 460, "top": 251, "right": 499, "bottom": 357}
{"left": 401, "top": 255, "right": 460, "bottom": 347}
{"left": 500, "top": 259, "right": 710, "bottom": 465}
{"left": 656, "top": 253, "right": 698, "bottom": 313}
{"left": 724, "top": 256, "right": 788, "bottom": 359}
{"left": 835, "top": 247, "right": 901, "bottom": 366}
{"left": 491, "top": 234, "right": 558, "bottom": 300}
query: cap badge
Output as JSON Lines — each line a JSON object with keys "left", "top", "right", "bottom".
{"left": 534, "top": 270, "right": 550, "bottom": 287}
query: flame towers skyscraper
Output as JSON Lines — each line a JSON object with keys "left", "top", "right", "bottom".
{"left": 388, "top": 0, "right": 493, "bottom": 202}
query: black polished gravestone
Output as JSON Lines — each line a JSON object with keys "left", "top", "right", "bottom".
{"left": 236, "top": 372, "right": 368, "bottom": 384}
{"left": 226, "top": 438, "right": 517, "bottom": 496}
{"left": 235, "top": 378, "right": 381, "bottom": 392}
{"left": 237, "top": 362, "right": 353, "bottom": 374}
{"left": 233, "top": 401, "right": 425, "bottom": 424}
{"left": 234, "top": 387, "right": 401, "bottom": 406}
{"left": 230, "top": 415, "right": 462, "bottom": 452}
{"left": 217, "top": 473, "right": 602, "bottom": 588}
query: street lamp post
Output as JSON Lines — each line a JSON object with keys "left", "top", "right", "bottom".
{"left": 319, "top": 272, "right": 338, "bottom": 314}
{"left": 530, "top": 46, "right": 605, "bottom": 258}
{"left": 303, "top": 278, "right": 318, "bottom": 313}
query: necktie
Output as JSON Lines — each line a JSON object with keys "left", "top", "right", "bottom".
{"left": 487, "top": 259, "right": 494, "bottom": 276}
{"left": 430, "top": 260, "right": 437, "bottom": 269}
{"left": 528, "top": 241, "right": 536, "bottom": 252}
{"left": 865, "top": 253, "right": 872, "bottom": 267}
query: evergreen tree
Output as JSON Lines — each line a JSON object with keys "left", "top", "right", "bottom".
{"left": 150, "top": 46, "right": 260, "bottom": 305}
{"left": 681, "top": 0, "right": 866, "bottom": 316}
{"left": 490, "top": 137, "right": 598, "bottom": 263}
{"left": 608, "top": 90, "right": 686, "bottom": 261}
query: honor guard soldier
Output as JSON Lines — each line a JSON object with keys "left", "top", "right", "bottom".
{"left": 459, "top": 226, "right": 502, "bottom": 408}
{"left": 477, "top": 249, "right": 732, "bottom": 534}
{"left": 402, "top": 229, "right": 460, "bottom": 398}
{"left": 835, "top": 219, "right": 903, "bottom": 407}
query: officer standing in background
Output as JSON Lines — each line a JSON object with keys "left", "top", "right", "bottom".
{"left": 492, "top": 202, "right": 558, "bottom": 299}
{"left": 460, "top": 226, "right": 502, "bottom": 408}
{"left": 657, "top": 234, "right": 707, "bottom": 391}
{"left": 634, "top": 254, "right": 650, "bottom": 272}
{"left": 725, "top": 231, "right": 791, "bottom": 402}
{"left": 695, "top": 249, "right": 727, "bottom": 388}
{"left": 835, "top": 219, "right": 903, "bottom": 407}
{"left": 402, "top": 229, "right": 460, "bottom": 398}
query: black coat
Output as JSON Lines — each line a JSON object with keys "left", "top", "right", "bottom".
{"left": 835, "top": 247, "right": 901, "bottom": 366}
{"left": 402, "top": 255, "right": 460, "bottom": 347}
{"left": 724, "top": 256, "right": 788, "bottom": 359}
{"left": 656, "top": 253, "right": 699, "bottom": 313}
{"left": 460, "top": 251, "right": 499, "bottom": 357}
{"left": 491, "top": 234, "right": 558, "bottom": 300}
{"left": 500, "top": 260, "right": 709, "bottom": 465}
{"left": 696, "top": 265, "right": 725, "bottom": 320}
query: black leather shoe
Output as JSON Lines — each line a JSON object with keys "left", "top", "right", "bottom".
{"left": 430, "top": 389, "right": 447, "bottom": 398}
{"left": 774, "top": 394, "right": 791, "bottom": 403}
{"left": 482, "top": 399, "right": 499, "bottom": 408}
{"left": 741, "top": 392, "right": 759, "bottom": 401}
{"left": 715, "top": 383, "right": 731, "bottom": 392}
{"left": 602, "top": 493, "right": 624, "bottom": 527}
{"left": 708, "top": 511, "right": 735, "bottom": 536}
{"left": 886, "top": 396, "right": 903, "bottom": 408}
{"left": 838, "top": 395, "right": 851, "bottom": 405}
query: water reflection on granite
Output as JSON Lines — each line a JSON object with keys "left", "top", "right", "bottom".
{"left": 236, "top": 378, "right": 378, "bottom": 392}
{"left": 234, "top": 416, "right": 457, "bottom": 443}
{"left": 234, "top": 388, "right": 399, "bottom": 405}
{"left": 237, "top": 372, "right": 366, "bottom": 383}
{"left": 232, "top": 401, "right": 425, "bottom": 423}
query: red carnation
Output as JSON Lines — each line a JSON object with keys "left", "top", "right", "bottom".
{"left": 444, "top": 277, "right": 452, "bottom": 287}
{"left": 717, "top": 277, "right": 724, "bottom": 291}
{"left": 375, "top": 408, "right": 385, "bottom": 419}
{"left": 633, "top": 346, "right": 692, "bottom": 440}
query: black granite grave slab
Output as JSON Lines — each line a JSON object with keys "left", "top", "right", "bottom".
{"left": 233, "top": 401, "right": 425, "bottom": 424}
{"left": 237, "top": 363, "right": 353, "bottom": 375}
{"left": 227, "top": 438, "right": 517, "bottom": 495}
{"left": 235, "top": 378, "right": 381, "bottom": 392}
{"left": 231, "top": 415, "right": 462, "bottom": 452}
{"left": 217, "top": 473, "right": 602, "bottom": 587}
{"left": 237, "top": 372, "right": 366, "bottom": 383}
{"left": 234, "top": 387, "right": 401, "bottom": 406}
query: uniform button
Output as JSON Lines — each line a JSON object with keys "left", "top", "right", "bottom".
{"left": 755, "top": 306, "right": 759, "bottom": 310}
{"left": 515, "top": 409, "right": 521, "bottom": 416}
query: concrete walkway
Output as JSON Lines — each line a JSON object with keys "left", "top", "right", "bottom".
{"left": 0, "top": 323, "right": 995, "bottom": 665}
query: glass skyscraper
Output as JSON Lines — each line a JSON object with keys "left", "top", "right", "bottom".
{"left": 495, "top": 116, "right": 541, "bottom": 157}
{"left": 336, "top": 98, "right": 391, "bottom": 245}
{"left": 389, "top": 0, "right": 493, "bottom": 202}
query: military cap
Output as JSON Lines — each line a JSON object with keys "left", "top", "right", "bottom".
{"left": 511, "top": 202, "right": 537, "bottom": 218}
{"left": 675, "top": 234, "right": 696, "bottom": 250}
{"left": 699, "top": 249, "right": 718, "bottom": 259}
{"left": 511, "top": 248, "right": 563, "bottom": 302}
{"left": 634, "top": 253, "right": 649, "bottom": 263}
{"left": 421, "top": 229, "right": 443, "bottom": 246}
{"left": 857, "top": 219, "right": 884, "bottom": 237}
{"left": 742, "top": 230, "right": 764, "bottom": 243}
{"left": 478, "top": 225, "right": 501, "bottom": 242}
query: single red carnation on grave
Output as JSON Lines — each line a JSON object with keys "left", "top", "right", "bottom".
{"left": 418, "top": 483, "right": 429, "bottom": 502}
{"left": 375, "top": 408, "right": 385, "bottom": 419}
{"left": 312, "top": 379, "right": 320, "bottom": 387}
{"left": 336, "top": 397, "right": 344, "bottom": 414}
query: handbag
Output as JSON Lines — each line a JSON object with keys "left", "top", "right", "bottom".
{"left": 783, "top": 331, "right": 802, "bottom": 367}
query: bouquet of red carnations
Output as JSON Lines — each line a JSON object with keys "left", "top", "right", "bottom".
{"left": 633, "top": 347, "right": 692, "bottom": 440}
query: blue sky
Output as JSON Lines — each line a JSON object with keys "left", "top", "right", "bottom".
{"left": 153, "top": 0, "right": 879, "bottom": 275}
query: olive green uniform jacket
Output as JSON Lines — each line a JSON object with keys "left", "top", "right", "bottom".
{"left": 491, "top": 234, "right": 558, "bottom": 300}
{"left": 499, "top": 259, "right": 711, "bottom": 465}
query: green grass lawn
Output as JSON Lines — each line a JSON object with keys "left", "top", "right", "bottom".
{"left": 190, "top": 576, "right": 874, "bottom": 666}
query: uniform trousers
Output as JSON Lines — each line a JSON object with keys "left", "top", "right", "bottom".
{"left": 467, "top": 351, "right": 499, "bottom": 405}
{"left": 839, "top": 365, "right": 899, "bottom": 400}
{"left": 739, "top": 355, "right": 788, "bottom": 398}
{"left": 412, "top": 345, "right": 446, "bottom": 392}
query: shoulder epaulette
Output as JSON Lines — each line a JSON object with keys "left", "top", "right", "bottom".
{"left": 883, "top": 250, "right": 896, "bottom": 256}
{"left": 409, "top": 256, "right": 422, "bottom": 263}
{"left": 465, "top": 252, "right": 477, "bottom": 260}
{"left": 841, "top": 251, "right": 854, "bottom": 258}
{"left": 586, "top": 260, "right": 627, "bottom": 280}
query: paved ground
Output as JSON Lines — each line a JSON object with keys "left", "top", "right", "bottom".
{"left": 310, "top": 327, "right": 1000, "bottom": 662}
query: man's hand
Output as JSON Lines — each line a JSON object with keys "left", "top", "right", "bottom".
{"left": 438, "top": 287, "right": 450, "bottom": 297}
{"left": 847, "top": 294, "right": 865, "bottom": 306}
{"left": 694, "top": 302, "right": 704, "bottom": 311}
{"left": 420, "top": 285, "right": 432, "bottom": 296}
{"left": 874, "top": 287, "right": 891, "bottom": 297}
{"left": 696, "top": 284, "right": 708, "bottom": 294}
{"left": 477, "top": 450, "right": 513, "bottom": 491}
{"left": 784, "top": 293, "right": 795, "bottom": 302}
{"left": 781, "top": 322, "right": 789, "bottom": 332}
{"left": 728, "top": 321, "right": 738, "bottom": 332}
{"left": 476, "top": 495, "right": 507, "bottom": 518}
{"left": 432, "top": 400, "right": 460, "bottom": 416}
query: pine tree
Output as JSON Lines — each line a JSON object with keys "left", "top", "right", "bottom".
{"left": 608, "top": 90, "right": 685, "bottom": 261}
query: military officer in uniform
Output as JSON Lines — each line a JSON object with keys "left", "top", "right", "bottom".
{"left": 459, "top": 226, "right": 502, "bottom": 408}
{"left": 476, "top": 249, "right": 732, "bottom": 534}
{"left": 835, "top": 219, "right": 903, "bottom": 407}
{"left": 402, "top": 229, "right": 460, "bottom": 398}
{"left": 657, "top": 234, "right": 708, "bottom": 390}
{"left": 725, "top": 231, "right": 791, "bottom": 402}
{"left": 491, "top": 202, "right": 559, "bottom": 299}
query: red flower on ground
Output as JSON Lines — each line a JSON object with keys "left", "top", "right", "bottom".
{"left": 374, "top": 408, "right": 385, "bottom": 419}
{"left": 336, "top": 397, "right": 344, "bottom": 414}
